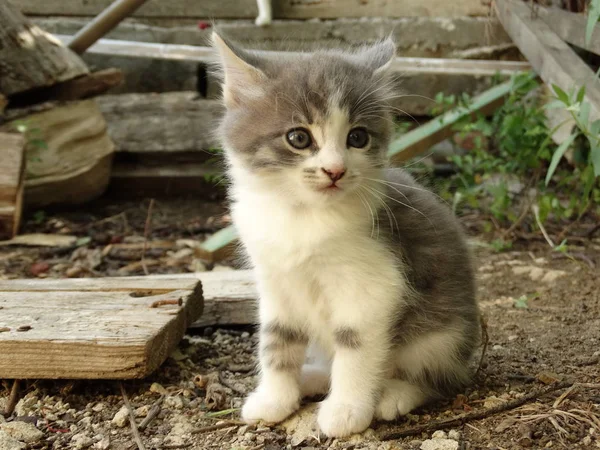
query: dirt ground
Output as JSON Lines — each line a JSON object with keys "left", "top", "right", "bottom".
{"left": 0, "top": 197, "right": 599, "bottom": 450}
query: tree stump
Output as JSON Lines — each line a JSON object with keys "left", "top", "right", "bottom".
{"left": 0, "top": 0, "right": 89, "bottom": 97}
{"left": 0, "top": 133, "right": 25, "bottom": 240}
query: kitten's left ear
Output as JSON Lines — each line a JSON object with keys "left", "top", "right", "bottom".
{"left": 212, "top": 32, "right": 267, "bottom": 108}
{"left": 356, "top": 37, "right": 396, "bottom": 77}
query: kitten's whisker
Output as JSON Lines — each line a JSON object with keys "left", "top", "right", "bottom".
{"left": 365, "top": 177, "right": 449, "bottom": 206}
{"left": 355, "top": 190, "right": 376, "bottom": 239}
{"left": 362, "top": 184, "right": 435, "bottom": 229}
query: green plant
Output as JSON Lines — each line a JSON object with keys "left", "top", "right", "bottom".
{"left": 586, "top": 0, "right": 600, "bottom": 46}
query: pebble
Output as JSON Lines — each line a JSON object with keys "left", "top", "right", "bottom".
{"left": 91, "top": 403, "right": 105, "bottom": 413}
{"left": 448, "top": 430, "right": 460, "bottom": 441}
{"left": 432, "top": 430, "right": 447, "bottom": 439}
{"left": 71, "top": 433, "right": 94, "bottom": 449}
{"left": 111, "top": 406, "right": 129, "bottom": 428}
{"left": 492, "top": 345, "right": 504, "bottom": 351}
{"left": 420, "top": 438, "right": 459, "bottom": 450}
{"left": 244, "top": 432, "right": 256, "bottom": 441}
{"left": 94, "top": 436, "right": 110, "bottom": 450}
{"left": 165, "top": 395, "right": 184, "bottom": 409}
{"left": 0, "top": 422, "right": 44, "bottom": 443}
{"left": 0, "top": 430, "right": 26, "bottom": 450}
{"left": 150, "top": 383, "right": 167, "bottom": 395}
{"left": 583, "top": 436, "right": 592, "bottom": 446}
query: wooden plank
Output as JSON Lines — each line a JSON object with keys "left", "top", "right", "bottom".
{"left": 0, "top": 281, "right": 203, "bottom": 379}
{"left": 0, "top": 271, "right": 257, "bottom": 328}
{"left": 0, "top": 133, "right": 25, "bottom": 240}
{"left": 536, "top": 5, "right": 600, "bottom": 56}
{"left": 15, "top": 0, "right": 489, "bottom": 19}
{"left": 56, "top": 35, "right": 531, "bottom": 77}
{"left": 494, "top": 0, "right": 600, "bottom": 124}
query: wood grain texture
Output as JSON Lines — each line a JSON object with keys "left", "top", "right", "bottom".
{"left": 495, "top": 0, "right": 600, "bottom": 124}
{"left": 96, "top": 93, "right": 222, "bottom": 153}
{"left": 0, "top": 1, "right": 88, "bottom": 97}
{"left": 0, "top": 281, "right": 204, "bottom": 379}
{"left": 15, "top": 0, "right": 489, "bottom": 19}
{"left": 0, "top": 133, "right": 25, "bottom": 240}
{"left": 0, "top": 270, "right": 257, "bottom": 329}
{"left": 1, "top": 100, "right": 115, "bottom": 208}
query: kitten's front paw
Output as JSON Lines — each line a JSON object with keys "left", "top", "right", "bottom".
{"left": 317, "top": 399, "right": 373, "bottom": 438}
{"left": 242, "top": 390, "right": 299, "bottom": 424}
{"left": 254, "top": 15, "right": 272, "bottom": 26}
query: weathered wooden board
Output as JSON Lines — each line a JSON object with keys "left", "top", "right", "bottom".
{"left": 0, "top": 133, "right": 25, "bottom": 240}
{"left": 35, "top": 17, "right": 513, "bottom": 59}
{"left": 0, "top": 1, "right": 88, "bottom": 97}
{"left": 96, "top": 93, "right": 222, "bottom": 153}
{"left": 15, "top": 0, "right": 489, "bottom": 19}
{"left": 495, "top": 0, "right": 600, "bottom": 124}
{"left": 0, "top": 280, "right": 204, "bottom": 379}
{"left": 536, "top": 5, "right": 600, "bottom": 56}
{"left": 0, "top": 270, "right": 256, "bottom": 330}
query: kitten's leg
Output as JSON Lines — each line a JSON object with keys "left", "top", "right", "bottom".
{"left": 242, "top": 278, "right": 308, "bottom": 424}
{"left": 316, "top": 270, "right": 402, "bottom": 437}
{"left": 375, "top": 324, "right": 474, "bottom": 420}
{"left": 255, "top": 0, "right": 272, "bottom": 26}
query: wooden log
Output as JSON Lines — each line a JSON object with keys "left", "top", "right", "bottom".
{"left": 536, "top": 5, "right": 600, "bottom": 56}
{"left": 495, "top": 0, "right": 600, "bottom": 124}
{"left": 96, "top": 93, "right": 222, "bottom": 153}
{"left": 0, "top": 95, "right": 7, "bottom": 114}
{"left": 0, "top": 1, "right": 88, "bottom": 97}
{"left": 1, "top": 99, "right": 115, "bottom": 208}
{"left": 0, "top": 270, "right": 256, "bottom": 329}
{"left": 0, "top": 133, "right": 25, "bottom": 240}
{"left": 15, "top": 0, "right": 489, "bottom": 19}
{"left": 0, "top": 280, "right": 204, "bottom": 379}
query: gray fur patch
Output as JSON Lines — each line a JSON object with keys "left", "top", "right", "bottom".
{"left": 263, "top": 322, "right": 308, "bottom": 344}
{"left": 334, "top": 327, "right": 361, "bottom": 349}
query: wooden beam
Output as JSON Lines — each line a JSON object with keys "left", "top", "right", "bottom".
{"left": 0, "top": 133, "right": 25, "bottom": 240}
{"left": 0, "top": 280, "right": 204, "bottom": 379}
{"left": 15, "top": 0, "right": 489, "bottom": 19}
{"left": 536, "top": 5, "right": 600, "bottom": 56}
{"left": 56, "top": 35, "right": 531, "bottom": 77}
{"left": 494, "top": 0, "right": 600, "bottom": 124}
{"left": 0, "top": 271, "right": 256, "bottom": 329}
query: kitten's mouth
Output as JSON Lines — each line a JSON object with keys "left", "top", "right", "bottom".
{"left": 319, "top": 183, "right": 342, "bottom": 193}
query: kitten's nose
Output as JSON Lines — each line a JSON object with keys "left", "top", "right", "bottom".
{"left": 321, "top": 167, "right": 346, "bottom": 182}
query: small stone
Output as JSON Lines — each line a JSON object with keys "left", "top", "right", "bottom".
{"left": 71, "top": 433, "right": 94, "bottom": 449}
{"left": 91, "top": 403, "right": 105, "bottom": 413}
{"left": 420, "top": 439, "right": 459, "bottom": 450}
{"left": 447, "top": 430, "right": 460, "bottom": 440}
{"left": 408, "top": 440, "right": 423, "bottom": 449}
{"left": 150, "top": 383, "right": 167, "bottom": 395}
{"left": 134, "top": 406, "right": 150, "bottom": 418}
{"left": 165, "top": 395, "right": 184, "bottom": 409}
{"left": 0, "top": 430, "right": 26, "bottom": 450}
{"left": 111, "top": 406, "right": 129, "bottom": 428}
{"left": 0, "top": 422, "right": 44, "bottom": 443}
{"left": 237, "top": 425, "right": 249, "bottom": 436}
{"left": 94, "top": 436, "right": 110, "bottom": 450}
{"left": 432, "top": 430, "right": 447, "bottom": 439}
{"left": 536, "top": 372, "right": 561, "bottom": 385}
{"left": 508, "top": 335, "right": 518, "bottom": 341}
{"left": 484, "top": 396, "right": 505, "bottom": 409}
{"left": 241, "top": 332, "right": 250, "bottom": 339}
{"left": 244, "top": 432, "right": 256, "bottom": 441}
{"left": 542, "top": 270, "right": 566, "bottom": 283}
{"left": 583, "top": 436, "right": 592, "bottom": 446}
{"left": 492, "top": 345, "right": 504, "bottom": 351}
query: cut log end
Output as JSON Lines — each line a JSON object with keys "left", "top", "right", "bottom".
{"left": 0, "top": 133, "right": 26, "bottom": 240}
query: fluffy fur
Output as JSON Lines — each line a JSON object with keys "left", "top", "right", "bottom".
{"left": 212, "top": 32, "right": 481, "bottom": 438}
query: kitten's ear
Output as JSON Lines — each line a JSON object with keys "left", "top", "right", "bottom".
{"left": 357, "top": 37, "right": 396, "bottom": 77}
{"left": 212, "top": 32, "right": 267, "bottom": 108}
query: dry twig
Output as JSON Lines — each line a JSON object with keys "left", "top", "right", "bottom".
{"left": 379, "top": 381, "right": 572, "bottom": 440}
{"left": 150, "top": 298, "right": 182, "bottom": 308}
{"left": 3, "top": 379, "right": 20, "bottom": 416}
{"left": 475, "top": 313, "right": 489, "bottom": 378}
{"left": 120, "top": 383, "right": 147, "bottom": 450}
{"left": 192, "top": 421, "right": 241, "bottom": 435}
{"left": 141, "top": 199, "right": 155, "bottom": 276}
{"left": 138, "top": 395, "right": 165, "bottom": 431}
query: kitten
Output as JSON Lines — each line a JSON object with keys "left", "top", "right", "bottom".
{"left": 212, "top": 33, "right": 481, "bottom": 438}
{"left": 255, "top": 0, "right": 272, "bottom": 26}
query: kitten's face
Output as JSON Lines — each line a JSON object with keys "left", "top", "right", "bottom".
{"left": 214, "top": 35, "right": 395, "bottom": 205}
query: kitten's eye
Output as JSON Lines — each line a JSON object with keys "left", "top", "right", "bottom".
{"left": 286, "top": 128, "right": 312, "bottom": 150}
{"left": 347, "top": 128, "right": 369, "bottom": 148}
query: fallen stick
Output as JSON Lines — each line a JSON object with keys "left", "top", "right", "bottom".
{"left": 120, "top": 383, "right": 147, "bottom": 450}
{"left": 3, "top": 379, "right": 20, "bottom": 416}
{"left": 192, "top": 421, "right": 241, "bottom": 435}
{"left": 138, "top": 394, "right": 165, "bottom": 431}
{"left": 379, "top": 381, "right": 572, "bottom": 440}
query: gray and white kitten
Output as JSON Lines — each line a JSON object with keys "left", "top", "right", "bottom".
{"left": 212, "top": 33, "right": 480, "bottom": 438}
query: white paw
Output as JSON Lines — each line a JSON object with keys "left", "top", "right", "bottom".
{"left": 375, "top": 380, "right": 424, "bottom": 421}
{"left": 300, "top": 365, "right": 330, "bottom": 398}
{"left": 242, "top": 390, "right": 299, "bottom": 424}
{"left": 317, "top": 399, "right": 373, "bottom": 438}
{"left": 255, "top": 15, "right": 272, "bottom": 26}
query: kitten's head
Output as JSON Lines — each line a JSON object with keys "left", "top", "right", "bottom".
{"left": 213, "top": 33, "right": 396, "bottom": 205}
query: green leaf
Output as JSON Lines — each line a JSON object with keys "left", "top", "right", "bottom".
{"left": 591, "top": 141, "right": 600, "bottom": 177}
{"left": 544, "top": 100, "right": 566, "bottom": 110}
{"left": 75, "top": 236, "right": 92, "bottom": 247}
{"left": 545, "top": 133, "right": 578, "bottom": 185}
{"left": 576, "top": 85, "right": 586, "bottom": 103}
{"left": 552, "top": 84, "right": 569, "bottom": 104}
{"left": 585, "top": 0, "right": 600, "bottom": 47}
{"left": 513, "top": 295, "right": 529, "bottom": 309}
{"left": 578, "top": 101, "right": 590, "bottom": 128}
{"left": 591, "top": 119, "right": 600, "bottom": 137}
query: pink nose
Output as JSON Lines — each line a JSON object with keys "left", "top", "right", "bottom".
{"left": 321, "top": 168, "right": 346, "bottom": 182}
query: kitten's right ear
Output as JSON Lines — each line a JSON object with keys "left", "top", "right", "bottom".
{"left": 212, "top": 32, "right": 266, "bottom": 108}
